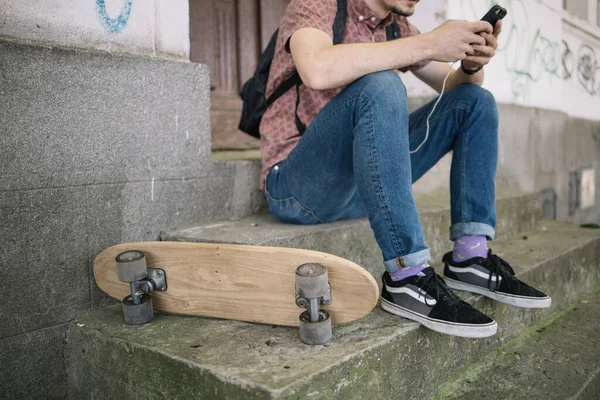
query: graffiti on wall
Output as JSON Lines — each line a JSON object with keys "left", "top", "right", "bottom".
{"left": 469, "top": 0, "right": 561, "bottom": 101}
{"left": 562, "top": 37, "right": 600, "bottom": 97}
{"left": 96, "top": 0, "right": 133, "bottom": 34}
{"left": 470, "top": 0, "right": 600, "bottom": 101}
{"left": 576, "top": 45, "right": 598, "bottom": 95}
{"left": 562, "top": 40, "right": 574, "bottom": 80}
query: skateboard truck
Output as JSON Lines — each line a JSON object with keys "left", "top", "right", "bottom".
{"left": 115, "top": 250, "right": 167, "bottom": 325}
{"left": 295, "top": 263, "right": 333, "bottom": 345}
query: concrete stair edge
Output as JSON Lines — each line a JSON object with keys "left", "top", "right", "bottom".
{"left": 65, "top": 322, "right": 276, "bottom": 399}
{"left": 429, "top": 288, "right": 600, "bottom": 400}
{"left": 65, "top": 222, "right": 600, "bottom": 399}
{"left": 161, "top": 191, "right": 541, "bottom": 281}
{"left": 277, "top": 224, "right": 600, "bottom": 398}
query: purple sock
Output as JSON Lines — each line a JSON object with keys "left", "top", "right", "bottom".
{"left": 452, "top": 235, "right": 488, "bottom": 262}
{"left": 389, "top": 261, "right": 428, "bottom": 281}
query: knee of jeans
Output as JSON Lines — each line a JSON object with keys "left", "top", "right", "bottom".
{"left": 456, "top": 84, "right": 498, "bottom": 126}
{"left": 356, "top": 71, "right": 407, "bottom": 105}
{"left": 455, "top": 83, "right": 497, "bottom": 109}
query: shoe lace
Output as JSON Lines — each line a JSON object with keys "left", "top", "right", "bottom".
{"left": 484, "top": 250, "right": 519, "bottom": 293}
{"left": 418, "top": 270, "right": 463, "bottom": 308}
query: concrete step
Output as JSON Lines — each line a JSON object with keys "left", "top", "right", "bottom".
{"left": 162, "top": 191, "right": 541, "bottom": 280}
{"left": 66, "top": 222, "right": 600, "bottom": 399}
{"left": 432, "top": 289, "right": 600, "bottom": 400}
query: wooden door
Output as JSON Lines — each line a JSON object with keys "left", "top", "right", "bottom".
{"left": 259, "top": 0, "right": 291, "bottom": 47}
{"left": 189, "top": 0, "right": 292, "bottom": 151}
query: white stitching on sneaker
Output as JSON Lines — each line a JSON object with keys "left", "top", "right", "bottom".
{"left": 448, "top": 265, "right": 502, "bottom": 282}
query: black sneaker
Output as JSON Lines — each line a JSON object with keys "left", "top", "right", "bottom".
{"left": 443, "top": 250, "right": 551, "bottom": 308}
{"left": 381, "top": 267, "right": 497, "bottom": 338}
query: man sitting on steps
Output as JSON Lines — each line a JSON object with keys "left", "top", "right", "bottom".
{"left": 259, "top": 0, "right": 551, "bottom": 338}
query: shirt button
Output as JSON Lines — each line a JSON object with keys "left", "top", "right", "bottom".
{"left": 273, "top": 165, "right": 279, "bottom": 171}
{"left": 371, "top": 16, "right": 376, "bottom": 22}
{"left": 358, "top": 15, "right": 364, "bottom": 21}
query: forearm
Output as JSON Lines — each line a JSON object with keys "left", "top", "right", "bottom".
{"left": 446, "top": 64, "right": 484, "bottom": 90}
{"left": 295, "top": 34, "right": 433, "bottom": 91}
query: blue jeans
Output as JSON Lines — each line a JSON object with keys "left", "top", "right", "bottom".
{"left": 265, "top": 71, "right": 498, "bottom": 273}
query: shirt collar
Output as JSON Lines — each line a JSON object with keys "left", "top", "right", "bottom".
{"left": 349, "top": 0, "right": 394, "bottom": 29}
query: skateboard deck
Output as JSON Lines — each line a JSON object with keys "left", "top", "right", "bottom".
{"left": 93, "top": 242, "right": 379, "bottom": 327}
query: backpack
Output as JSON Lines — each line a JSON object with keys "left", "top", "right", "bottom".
{"left": 237, "top": 0, "right": 401, "bottom": 138}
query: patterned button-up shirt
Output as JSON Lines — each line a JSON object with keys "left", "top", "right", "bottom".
{"left": 259, "top": 0, "right": 430, "bottom": 189}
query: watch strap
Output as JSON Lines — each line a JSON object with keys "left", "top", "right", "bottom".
{"left": 461, "top": 62, "right": 483, "bottom": 75}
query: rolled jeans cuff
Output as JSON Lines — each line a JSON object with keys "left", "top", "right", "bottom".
{"left": 450, "top": 222, "right": 496, "bottom": 241}
{"left": 384, "top": 248, "right": 431, "bottom": 273}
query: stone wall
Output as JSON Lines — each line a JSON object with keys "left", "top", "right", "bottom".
{"left": 0, "top": 39, "right": 262, "bottom": 399}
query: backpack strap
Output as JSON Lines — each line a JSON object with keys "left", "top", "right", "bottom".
{"left": 292, "top": 0, "right": 347, "bottom": 135}
{"left": 266, "top": 71, "right": 301, "bottom": 107}
{"left": 386, "top": 18, "right": 401, "bottom": 41}
{"left": 332, "top": 0, "right": 348, "bottom": 44}
{"left": 294, "top": 84, "right": 305, "bottom": 135}
{"left": 266, "top": 0, "right": 347, "bottom": 107}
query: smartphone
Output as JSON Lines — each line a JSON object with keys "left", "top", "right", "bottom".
{"left": 481, "top": 5, "right": 507, "bottom": 28}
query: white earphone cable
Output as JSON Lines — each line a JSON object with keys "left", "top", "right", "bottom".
{"left": 409, "top": 61, "right": 459, "bottom": 154}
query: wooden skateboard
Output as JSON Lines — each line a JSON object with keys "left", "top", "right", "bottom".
{"left": 93, "top": 242, "right": 379, "bottom": 344}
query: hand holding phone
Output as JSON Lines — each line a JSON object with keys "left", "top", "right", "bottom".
{"left": 461, "top": 5, "right": 507, "bottom": 71}
{"left": 481, "top": 5, "right": 507, "bottom": 30}
{"left": 425, "top": 5, "right": 506, "bottom": 64}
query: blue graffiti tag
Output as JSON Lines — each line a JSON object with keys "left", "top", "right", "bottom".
{"left": 96, "top": 0, "right": 133, "bottom": 34}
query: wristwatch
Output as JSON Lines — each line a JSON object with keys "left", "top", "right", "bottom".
{"left": 461, "top": 62, "right": 483, "bottom": 75}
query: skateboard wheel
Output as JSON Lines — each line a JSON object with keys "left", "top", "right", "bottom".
{"left": 122, "top": 294, "right": 153, "bottom": 325}
{"left": 295, "top": 263, "right": 329, "bottom": 299}
{"left": 299, "top": 310, "right": 332, "bottom": 345}
{"left": 116, "top": 250, "right": 148, "bottom": 282}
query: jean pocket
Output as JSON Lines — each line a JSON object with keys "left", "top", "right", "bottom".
{"left": 264, "top": 190, "right": 321, "bottom": 225}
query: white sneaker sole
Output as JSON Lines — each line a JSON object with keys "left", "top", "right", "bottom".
{"left": 444, "top": 277, "right": 552, "bottom": 309}
{"left": 381, "top": 298, "right": 497, "bottom": 338}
